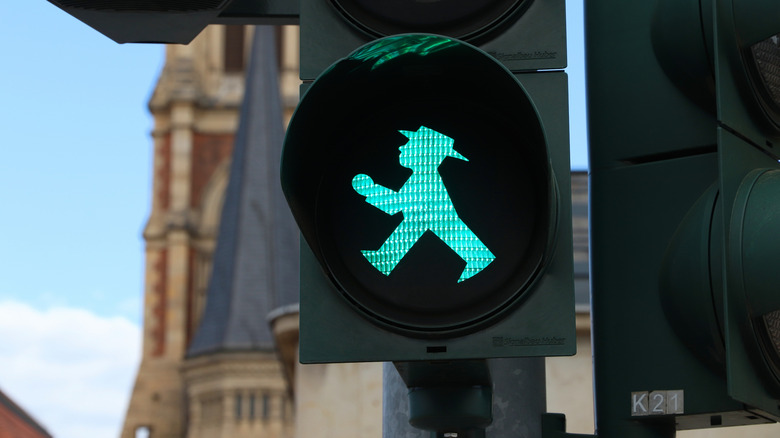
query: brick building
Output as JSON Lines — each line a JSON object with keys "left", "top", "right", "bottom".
{"left": 0, "top": 388, "right": 51, "bottom": 438}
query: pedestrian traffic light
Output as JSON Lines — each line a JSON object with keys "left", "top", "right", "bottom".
{"left": 587, "top": 0, "right": 780, "bottom": 435}
{"left": 281, "top": 29, "right": 574, "bottom": 363}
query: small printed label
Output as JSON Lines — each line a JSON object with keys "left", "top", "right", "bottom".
{"left": 631, "top": 390, "right": 684, "bottom": 416}
{"left": 492, "top": 336, "right": 566, "bottom": 347}
{"left": 489, "top": 50, "right": 559, "bottom": 62}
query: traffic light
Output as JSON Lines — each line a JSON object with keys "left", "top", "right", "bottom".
{"left": 299, "top": 0, "right": 567, "bottom": 80}
{"left": 46, "top": 0, "right": 297, "bottom": 43}
{"left": 282, "top": 1, "right": 574, "bottom": 364}
{"left": 587, "top": 0, "right": 780, "bottom": 435}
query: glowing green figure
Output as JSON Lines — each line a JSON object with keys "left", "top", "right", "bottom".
{"left": 352, "top": 126, "right": 496, "bottom": 283}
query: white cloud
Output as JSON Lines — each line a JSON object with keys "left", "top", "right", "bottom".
{"left": 0, "top": 300, "right": 141, "bottom": 438}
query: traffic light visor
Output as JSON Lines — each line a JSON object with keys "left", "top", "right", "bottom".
{"left": 730, "top": 168, "right": 780, "bottom": 383}
{"left": 329, "top": 0, "right": 529, "bottom": 42}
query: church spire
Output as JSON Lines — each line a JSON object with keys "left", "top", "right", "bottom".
{"left": 187, "top": 26, "right": 299, "bottom": 357}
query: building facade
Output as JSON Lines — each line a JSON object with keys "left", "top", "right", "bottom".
{"left": 120, "top": 24, "right": 300, "bottom": 438}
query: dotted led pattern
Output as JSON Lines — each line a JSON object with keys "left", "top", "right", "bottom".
{"left": 352, "top": 126, "right": 496, "bottom": 283}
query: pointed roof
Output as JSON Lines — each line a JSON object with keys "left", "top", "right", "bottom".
{"left": 0, "top": 387, "right": 52, "bottom": 438}
{"left": 187, "top": 26, "right": 299, "bottom": 357}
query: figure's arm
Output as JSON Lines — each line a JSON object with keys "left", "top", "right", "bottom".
{"left": 352, "top": 174, "right": 402, "bottom": 216}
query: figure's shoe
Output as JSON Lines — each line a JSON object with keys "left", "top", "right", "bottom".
{"left": 457, "top": 253, "right": 496, "bottom": 283}
{"left": 361, "top": 249, "right": 395, "bottom": 277}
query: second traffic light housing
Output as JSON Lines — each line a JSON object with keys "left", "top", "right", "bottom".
{"left": 587, "top": 0, "right": 780, "bottom": 434}
{"left": 663, "top": 0, "right": 780, "bottom": 422}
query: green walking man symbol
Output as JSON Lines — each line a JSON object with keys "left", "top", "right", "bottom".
{"left": 352, "top": 126, "right": 496, "bottom": 283}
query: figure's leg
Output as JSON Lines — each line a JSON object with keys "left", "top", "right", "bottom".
{"left": 434, "top": 218, "right": 496, "bottom": 283}
{"left": 362, "top": 221, "right": 425, "bottom": 276}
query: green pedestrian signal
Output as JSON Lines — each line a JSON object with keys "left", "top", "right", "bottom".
{"left": 282, "top": 33, "right": 574, "bottom": 364}
{"left": 352, "top": 126, "right": 496, "bottom": 283}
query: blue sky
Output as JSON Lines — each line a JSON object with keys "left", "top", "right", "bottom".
{"left": 0, "top": 0, "right": 164, "bottom": 322}
{"left": 0, "top": 2, "right": 586, "bottom": 438}
{"left": 565, "top": 0, "right": 588, "bottom": 171}
{"left": 1, "top": 2, "right": 162, "bottom": 437}
{"left": 1, "top": 2, "right": 163, "bottom": 323}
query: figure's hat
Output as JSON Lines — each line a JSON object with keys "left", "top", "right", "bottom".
{"left": 399, "top": 126, "right": 469, "bottom": 162}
